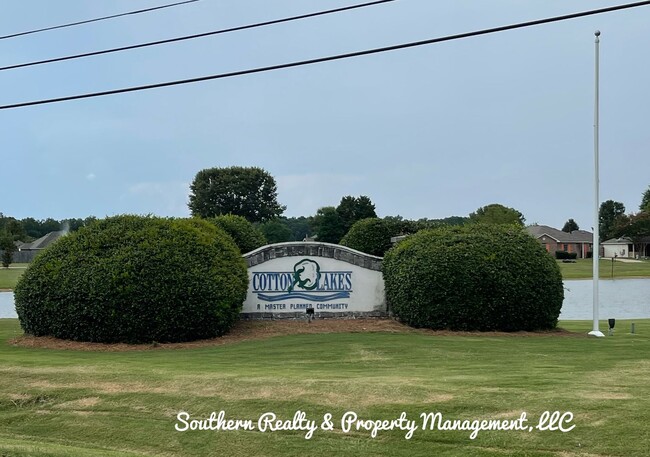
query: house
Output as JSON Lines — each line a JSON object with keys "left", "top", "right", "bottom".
{"left": 18, "top": 231, "right": 66, "bottom": 251}
{"left": 526, "top": 225, "right": 593, "bottom": 258}
{"left": 602, "top": 236, "right": 650, "bottom": 259}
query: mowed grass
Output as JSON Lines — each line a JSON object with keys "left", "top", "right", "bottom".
{"left": 0, "top": 267, "right": 26, "bottom": 290}
{"left": 0, "top": 319, "right": 648, "bottom": 457}
{"left": 557, "top": 258, "right": 650, "bottom": 280}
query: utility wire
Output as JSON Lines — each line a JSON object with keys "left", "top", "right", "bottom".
{"left": 2, "top": 0, "right": 650, "bottom": 111}
{"left": 0, "top": 0, "right": 396, "bottom": 72}
{"left": 0, "top": 0, "right": 200, "bottom": 40}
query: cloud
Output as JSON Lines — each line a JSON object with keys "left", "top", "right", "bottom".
{"left": 126, "top": 181, "right": 190, "bottom": 216}
{"left": 276, "top": 173, "right": 365, "bottom": 216}
{"left": 86, "top": 173, "right": 96, "bottom": 181}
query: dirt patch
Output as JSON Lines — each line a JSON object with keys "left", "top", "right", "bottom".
{"left": 8, "top": 319, "right": 584, "bottom": 352}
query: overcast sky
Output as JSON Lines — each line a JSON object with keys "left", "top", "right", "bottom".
{"left": 1, "top": 0, "right": 648, "bottom": 230}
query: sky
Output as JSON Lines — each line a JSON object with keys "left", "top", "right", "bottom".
{"left": 1, "top": 0, "right": 649, "bottom": 230}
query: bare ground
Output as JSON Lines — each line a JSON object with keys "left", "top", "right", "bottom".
{"left": 7, "top": 318, "right": 584, "bottom": 352}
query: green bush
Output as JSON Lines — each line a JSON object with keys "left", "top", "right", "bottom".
{"left": 14, "top": 215, "right": 249, "bottom": 343}
{"left": 383, "top": 225, "right": 564, "bottom": 331}
{"left": 340, "top": 218, "right": 406, "bottom": 257}
{"left": 555, "top": 250, "right": 577, "bottom": 260}
{"left": 208, "top": 214, "right": 267, "bottom": 253}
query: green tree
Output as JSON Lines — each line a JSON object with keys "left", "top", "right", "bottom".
{"left": 469, "top": 204, "right": 525, "bottom": 227}
{"left": 599, "top": 200, "right": 626, "bottom": 241}
{"left": 188, "top": 166, "right": 286, "bottom": 222}
{"left": 340, "top": 218, "right": 403, "bottom": 256}
{"left": 614, "top": 211, "right": 650, "bottom": 253}
{"left": 336, "top": 195, "right": 377, "bottom": 234}
{"left": 209, "top": 214, "right": 267, "bottom": 253}
{"left": 259, "top": 219, "right": 292, "bottom": 244}
{"left": 0, "top": 231, "right": 16, "bottom": 267}
{"left": 312, "top": 207, "right": 346, "bottom": 243}
{"left": 562, "top": 219, "right": 580, "bottom": 232}
{"left": 284, "top": 216, "right": 312, "bottom": 241}
{"left": 641, "top": 186, "right": 650, "bottom": 212}
{"left": 0, "top": 215, "right": 26, "bottom": 241}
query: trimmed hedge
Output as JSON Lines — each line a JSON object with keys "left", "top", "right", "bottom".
{"left": 383, "top": 225, "right": 564, "bottom": 331}
{"left": 14, "top": 215, "right": 249, "bottom": 343}
{"left": 555, "top": 250, "right": 578, "bottom": 260}
{"left": 340, "top": 218, "right": 405, "bottom": 257}
{"left": 208, "top": 214, "right": 267, "bottom": 253}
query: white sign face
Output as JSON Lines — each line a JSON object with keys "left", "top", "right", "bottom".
{"left": 242, "top": 256, "right": 385, "bottom": 314}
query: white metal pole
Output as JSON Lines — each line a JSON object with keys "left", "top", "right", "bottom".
{"left": 590, "top": 30, "right": 605, "bottom": 337}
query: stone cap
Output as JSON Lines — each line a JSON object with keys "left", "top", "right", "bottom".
{"left": 243, "top": 242, "right": 383, "bottom": 271}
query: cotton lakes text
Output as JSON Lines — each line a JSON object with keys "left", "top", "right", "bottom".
{"left": 175, "top": 411, "right": 575, "bottom": 440}
{"left": 252, "top": 271, "right": 352, "bottom": 292}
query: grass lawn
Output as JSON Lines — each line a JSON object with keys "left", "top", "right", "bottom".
{"left": 0, "top": 319, "right": 648, "bottom": 456}
{"left": 557, "top": 258, "right": 650, "bottom": 280}
{"left": 0, "top": 267, "right": 26, "bottom": 290}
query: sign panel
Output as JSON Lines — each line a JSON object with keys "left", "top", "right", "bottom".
{"left": 242, "top": 256, "right": 385, "bottom": 315}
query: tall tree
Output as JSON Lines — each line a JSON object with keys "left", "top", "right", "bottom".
{"left": 640, "top": 186, "right": 650, "bottom": 212}
{"left": 562, "top": 219, "right": 580, "bottom": 232}
{"left": 599, "top": 200, "right": 626, "bottom": 241}
{"left": 336, "top": 195, "right": 377, "bottom": 234}
{"left": 188, "top": 166, "right": 285, "bottom": 222}
{"left": 469, "top": 204, "right": 525, "bottom": 227}
{"left": 312, "top": 207, "right": 346, "bottom": 243}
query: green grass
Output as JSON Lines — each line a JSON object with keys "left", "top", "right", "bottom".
{"left": 0, "top": 267, "right": 26, "bottom": 290}
{"left": 0, "top": 318, "right": 648, "bottom": 456}
{"left": 557, "top": 258, "right": 650, "bottom": 279}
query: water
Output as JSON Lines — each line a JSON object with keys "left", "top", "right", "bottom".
{"left": 1, "top": 279, "right": 649, "bottom": 320}
{"left": 0, "top": 292, "right": 16, "bottom": 318}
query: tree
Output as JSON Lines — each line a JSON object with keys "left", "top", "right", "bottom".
{"left": 0, "top": 215, "right": 26, "bottom": 241}
{"left": 336, "top": 195, "right": 377, "bottom": 234}
{"left": 0, "top": 231, "right": 16, "bottom": 268}
{"left": 284, "top": 216, "right": 312, "bottom": 241}
{"left": 641, "top": 186, "right": 650, "bottom": 212}
{"left": 188, "top": 166, "right": 285, "bottom": 222}
{"left": 469, "top": 204, "right": 525, "bottom": 227}
{"left": 599, "top": 200, "right": 626, "bottom": 241}
{"left": 259, "top": 219, "right": 292, "bottom": 244}
{"left": 312, "top": 207, "right": 346, "bottom": 243}
{"left": 562, "top": 219, "right": 580, "bottom": 232}
{"left": 614, "top": 211, "right": 650, "bottom": 253}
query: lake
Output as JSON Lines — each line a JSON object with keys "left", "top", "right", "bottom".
{"left": 1, "top": 278, "right": 649, "bottom": 320}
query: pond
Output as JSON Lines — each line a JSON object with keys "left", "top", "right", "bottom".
{"left": 1, "top": 278, "right": 649, "bottom": 321}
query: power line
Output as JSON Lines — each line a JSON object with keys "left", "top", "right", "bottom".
{"left": 0, "top": 0, "right": 200, "bottom": 40}
{"left": 0, "top": 0, "right": 397, "bottom": 72}
{"left": 2, "top": 0, "right": 650, "bottom": 111}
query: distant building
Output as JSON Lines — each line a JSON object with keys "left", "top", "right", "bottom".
{"left": 18, "top": 231, "right": 66, "bottom": 251}
{"left": 526, "top": 225, "right": 593, "bottom": 259}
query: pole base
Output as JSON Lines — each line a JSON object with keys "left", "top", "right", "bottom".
{"left": 588, "top": 330, "right": 605, "bottom": 337}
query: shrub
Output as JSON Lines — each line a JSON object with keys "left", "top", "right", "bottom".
{"left": 208, "top": 214, "right": 267, "bottom": 253}
{"left": 14, "top": 215, "right": 249, "bottom": 343}
{"left": 340, "top": 218, "right": 406, "bottom": 257}
{"left": 555, "top": 251, "right": 577, "bottom": 260}
{"left": 382, "top": 224, "right": 564, "bottom": 331}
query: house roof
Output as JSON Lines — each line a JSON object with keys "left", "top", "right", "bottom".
{"left": 526, "top": 225, "right": 593, "bottom": 243}
{"left": 602, "top": 237, "right": 633, "bottom": 245}
{"left": 19, "top": 231, "right": 66, "bottom": 250}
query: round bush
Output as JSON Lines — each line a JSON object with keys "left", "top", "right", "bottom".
{"left": 382, "top": 224, "right": 564, "bottom": 331}
{"left": 208, "top": 214, "right": 267, "bottom": 253}
{"left": 340, "top": 218, "right": 404, "bottom": 257}
{"left": 14, "top": 215, "right": 249, "bottom": 343}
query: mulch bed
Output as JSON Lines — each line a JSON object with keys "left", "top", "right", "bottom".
{"left": 7, "top": 318, "right": 585, "bottom": 352}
